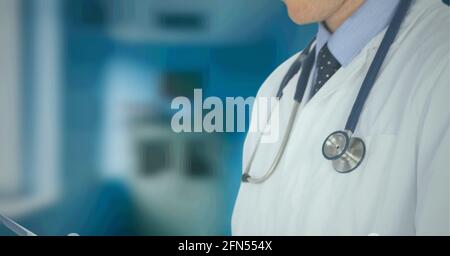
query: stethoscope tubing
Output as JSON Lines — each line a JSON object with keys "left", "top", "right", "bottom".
{"left": 242, "top": 101, "right": 301, "bottom": 184}
{"left": 242, "top": 0, "right": 413, "bottom": 183}
{"left": 345, "top": 0, "right": 413, "bottom": 132}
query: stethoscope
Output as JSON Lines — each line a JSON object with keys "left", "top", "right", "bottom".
{"left": 242, "top": 0, "right": 413, "bottom": 184}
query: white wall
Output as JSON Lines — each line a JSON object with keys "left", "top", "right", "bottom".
{"left": 0, "top": 0, "right": 61, "bottom": 216}
{"left": 0, "top": 0, "right": 22, "bottom": 195}
{"left": 31, "top": 0, "right": 61, "bottom": 202}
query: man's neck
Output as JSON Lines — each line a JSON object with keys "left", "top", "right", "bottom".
{"left": 324, "top": 0, "right": 365, "bottom": 32}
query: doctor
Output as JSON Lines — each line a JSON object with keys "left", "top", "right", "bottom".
{"left": 232, "top": 0, "right": 449, "bottom": 235}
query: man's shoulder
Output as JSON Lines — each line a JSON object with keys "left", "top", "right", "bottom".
{"left": 255, "top": 51, "right": 303, "bottom": 98}
{"left": 397, "top": 0, "right": 449, "bottom": 70}
{"left": 407, "top": 0, "right": 449, "bottom": 50}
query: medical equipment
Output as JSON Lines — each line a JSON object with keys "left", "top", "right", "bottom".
{"left": 0, "top": 214, "right": 37, "bottom": 236}
{"left": 242, "top": 0, "right": 413, "bottom": 183}
{"left": 0, "top": 214, "right": 79, "bottom": 236}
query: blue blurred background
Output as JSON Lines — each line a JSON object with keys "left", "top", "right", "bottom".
{"left": 0, "top": 0, "right": 318, "bottom": 236}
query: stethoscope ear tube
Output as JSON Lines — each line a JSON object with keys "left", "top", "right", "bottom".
{"left": 242, "top": 102, "right": 301, "bottom": 184}
{"left": 276, "top": 38, "right": 316, "bottom": 100}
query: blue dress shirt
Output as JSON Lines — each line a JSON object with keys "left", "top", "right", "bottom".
{"left": 315, "top": 0, "right": 401, "bottom": 67}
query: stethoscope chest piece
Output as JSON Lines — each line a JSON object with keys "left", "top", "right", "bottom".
{"left": 322, "top": 130, "right": 366, "bottom": 173}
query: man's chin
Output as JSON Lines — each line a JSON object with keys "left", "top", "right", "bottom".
{"left": 287, "top": 12, "right": 317, "bottom": 25}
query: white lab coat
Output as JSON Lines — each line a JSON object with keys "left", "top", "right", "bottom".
{"left": 232, "top": 0, "right": 449, "bottom": 235}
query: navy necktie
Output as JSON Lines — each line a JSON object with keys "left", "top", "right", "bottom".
{"left": 311, "top": 44, "right": 341, "bottom": 97}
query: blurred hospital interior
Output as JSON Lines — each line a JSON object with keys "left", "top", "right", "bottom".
{"left": 0, "top": 0, "right": 319, "bottom": 235}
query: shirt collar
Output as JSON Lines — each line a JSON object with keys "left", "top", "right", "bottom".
{"left": 315, "top": 0, "right": 401, "bottom": 67}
